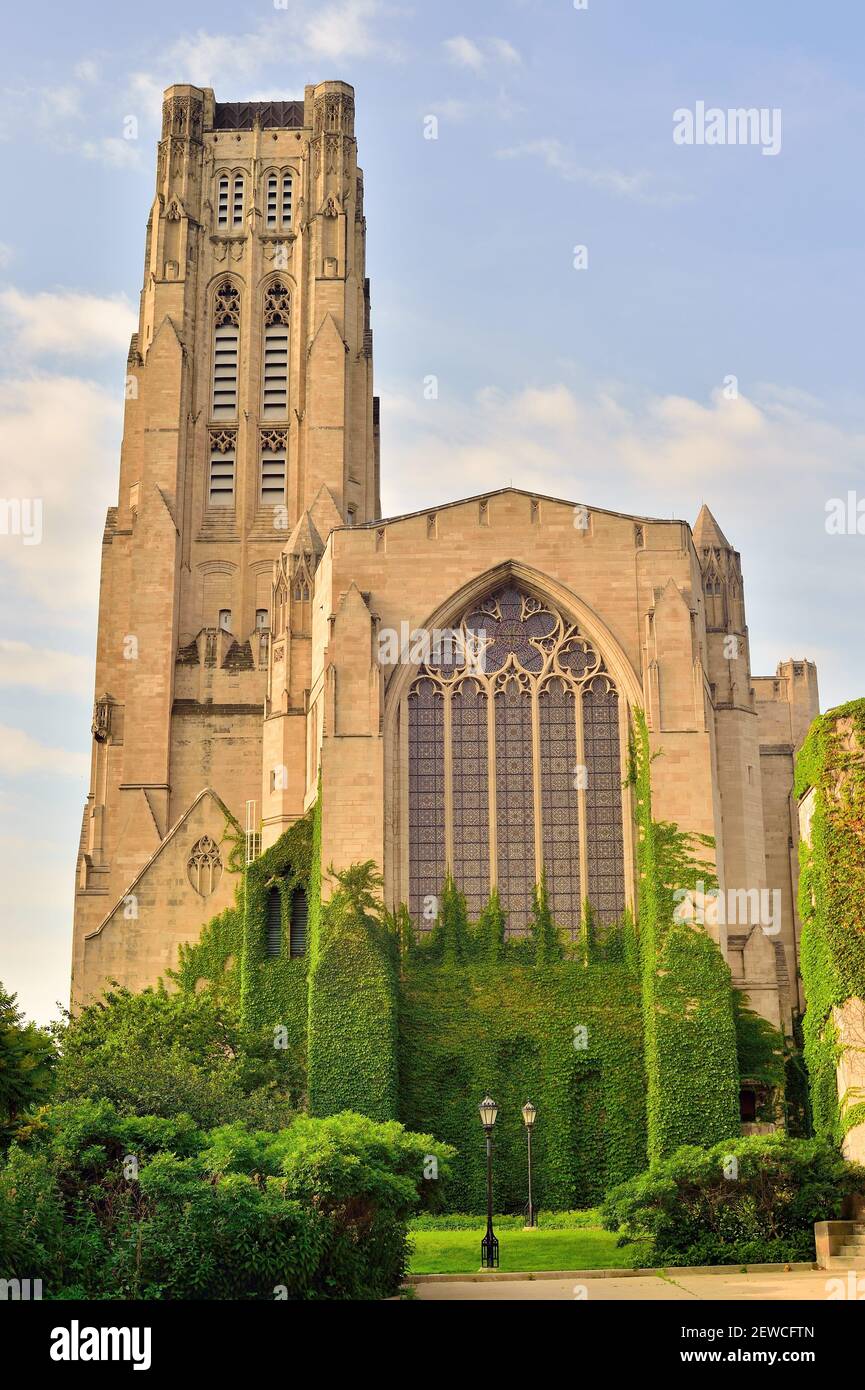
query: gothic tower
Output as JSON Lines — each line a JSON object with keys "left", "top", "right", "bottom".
{"left": 72, "top": 82, "right": 377, "bottom": 1004}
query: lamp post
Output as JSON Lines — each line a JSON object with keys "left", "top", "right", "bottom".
{"left": 521, "top": 1101, "right": 537, "bottom": 1228}
{"left": 478, "top": 1096, "right": 499, "bottom": 1268}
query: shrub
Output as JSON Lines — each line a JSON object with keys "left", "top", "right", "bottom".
{"left": 602, "top": 1134, "right": 865, "bottom": 1266}
{"left": 0, "top": 1099, "right": 453, "bottom": 1300}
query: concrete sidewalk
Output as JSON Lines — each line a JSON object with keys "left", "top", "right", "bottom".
{"left": 410, "top": 1269, "right": 847, "bottom": 1300}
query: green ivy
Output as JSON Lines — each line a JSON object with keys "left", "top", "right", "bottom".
{"left": 628, "top": 709, "right": 740, "bottom": 1159}
{"left": 795, "top": 699, "right": 865, "bottom": 1142}
{"left": 307, "top": 862, "right": 399, "bottom": 1123}
{"left": 174, "top": 712, "right": 749, "bottom": 1208}
{"left": 398, "top": 959, "right": 646, "bottom": 1212}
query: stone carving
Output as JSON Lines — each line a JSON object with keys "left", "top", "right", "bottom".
{"left": 263, "top": 281, "right": 291, "bottom": 326}
{"left": 209, "top": 428, "right": 236, "bottom": 454}
{"left": 213, "top": 280, "right": 240, "bottom": 327}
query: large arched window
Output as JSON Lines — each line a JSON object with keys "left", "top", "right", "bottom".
{"left": 211, "top": 280, "right": 240, "bottom": 419}
{"left": 404, "top": 584, "right": 627, "bottom": 934}
{"left": 262, "top": 281, "right": 290, "bottom": 417}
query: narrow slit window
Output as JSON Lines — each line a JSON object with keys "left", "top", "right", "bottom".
{"left": 262, "top": 323, "right": 289, "bottom": 415}
{"left": 266, "top": 173, "right": 278, "bottom": 228}
{"left": 212, "top": 324, "right": 239, "bottom": 416}
{"left": 232, "top": 174, "right": 244, "bottom": 227}
{"left": 289, "top": 888, "right": 308, "bottom": 957}
{"left": 261, "top": 453, "right": 286, "bottom": 507}
{"left": 208, "top": 451, "right": 235, "bottom": 507}
{"left": 266, "top": 887, "right": 281, "bottom": 958}
{"left": 281, "top": 172, "right": 293, "bottom": 227}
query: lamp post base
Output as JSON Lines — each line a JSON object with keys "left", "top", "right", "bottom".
{"left": 480, "top": 1232, "right": 500, "bottom": 1269}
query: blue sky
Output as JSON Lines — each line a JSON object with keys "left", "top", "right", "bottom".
{"left": 1, "top": 0, "right": 864, "bottom": 1023}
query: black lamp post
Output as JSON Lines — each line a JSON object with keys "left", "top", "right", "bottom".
{"left": 478, "top": 1095, "right": 499, "bottom": 1268}
{"left": 521, "top": 1101, "right": 537, "bottom": 1228}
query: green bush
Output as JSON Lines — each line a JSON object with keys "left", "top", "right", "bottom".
{"left": 0, "top": 1100, "right": 453, "bottom": 1300}
{"left": 602, "top": 1134, "right": 865, "bottom": 1266}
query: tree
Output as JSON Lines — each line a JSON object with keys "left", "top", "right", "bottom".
{"left": 53, "top": 984, "right": 303, "bottom": 1129}
{"left": 0, "top": 983, "right": 55, "bottom": 1144}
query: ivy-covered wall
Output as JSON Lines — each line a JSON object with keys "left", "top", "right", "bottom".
{"left": 173, "top": 808, "right": 317, "bottom": 1080}
{"left": 399, "top": 960, "right": 646, "bottom": 1212}
{"left": 176, "top": 711, "right": 747, "bottom": 1207}
{"left": 795, "top": 699, "right": 865, "bottom": 1142}
{"left": 629, "top": 710, "right": 741, "bottom": 1159}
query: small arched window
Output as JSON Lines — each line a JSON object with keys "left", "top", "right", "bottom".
{"left": 281, "top": 172, "right": 293, "bottom": 227}
{"left": 266, "top": 886, "right": 282, "bottom": 958}
{"left": 232, "top": 174, "right": 245, "bottom": 228}
{"left": 265, "top": 171, "right": 293, "bottom": 229}
{"left": 289, "top": 887, "right": 308, "bottom": 958}
{"left": 217, "top": 175, "right": 230, "bottom": 228}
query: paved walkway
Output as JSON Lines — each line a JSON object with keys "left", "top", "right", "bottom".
{"left": 411, "top": 1270, "right": 844, "bottom": 1300}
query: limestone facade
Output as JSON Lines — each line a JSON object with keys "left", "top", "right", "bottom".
{"left": 72, "top": 85, "right": 817, "bottom": 1034}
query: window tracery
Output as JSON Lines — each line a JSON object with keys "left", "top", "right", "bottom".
{"left": 405, "top": 584, "right": 627, "bottom": 934}
{"left": 187, "top": 835, "right": 223, "bottom": 897}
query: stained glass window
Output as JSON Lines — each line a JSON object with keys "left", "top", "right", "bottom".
{"left": 583, "top": 678, "right": 626, "bottom": 923}
{"left": 408, "top": 678, "right": 445, "bottom": 926}
{"left": 495, "top": 684, "right": 535, "bottom": 932}
{"left": 405, "top": 585, "right": 626, "bottom": 934}
{"left": 451, "top": 678, "right": 490, "bottom": 920}
{"left": 539, "top": 677, "right": 581, "bottom": 932}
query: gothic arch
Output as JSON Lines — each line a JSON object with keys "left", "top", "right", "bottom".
{"left": 383, "top": 562, "right": 639, "bottom": 932}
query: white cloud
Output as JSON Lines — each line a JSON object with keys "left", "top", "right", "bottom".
{"left": 444, "top": 35, "right": 521, "bottom": 72}
{"left": 496, "top": 138, "right": 692, "bottom": 204}
{"left": 0, "top": 374, "right": 121, "bottom": 617}
{"left": 381, "top": 378, "right": 864, "bottom": 524}
{"left": 0, "top": 641, "right": 91, "bottom": 695}
{"left": 489, "top": 38, "right": 522, "bottom": 66}
{"left": 0, "top": 724, "right": 88, "bottom": 778}
{"left": 128, "top": 2, "right": 404, "bottom": 124}
{"left": 0, "top": 288, "right": 136, "bottom": 359}
{"left": 81, "top": 136, "right": 143, "bottom": 169}
{"left": 444, "top": 36, "right": 486, "bottom": 71}
{"left": 74, "top": 59, "right": 100, "bottom": 84}
{"left": 304, "top": 0, "right": 393, "bottom": 61}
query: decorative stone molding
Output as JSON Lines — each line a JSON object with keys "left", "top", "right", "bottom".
{"left": 187, "top": 835, "right": 223, "bottom": 896}
{"left": 213, "top": 279, "right": 240, "bottom": 326}
{"left": 260, "top": 428, "right": 287, "bottom": 453}
{"left": 263, "top": 281, "right": 291, "bottom": 326}
{"left": 208, "top": 428, "right": 236, "bottom": 454}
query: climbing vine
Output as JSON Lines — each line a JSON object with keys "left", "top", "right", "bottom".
{"left": 628, "top": 709, "right": 740, "bottom": 1159}
{"left": 307, "top": 861, "right": 399, "bottom": 1124}
{"left": 795, "top": 699, "right": 865, "bottom": 1142}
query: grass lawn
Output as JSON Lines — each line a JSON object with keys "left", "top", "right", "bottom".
{"left": 408, "top": 1226, "right": 641, "bottom": 1275}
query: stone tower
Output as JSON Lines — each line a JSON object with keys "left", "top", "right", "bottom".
{"left": 72, "top": 82, "right": 377, "bottom": 1004}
